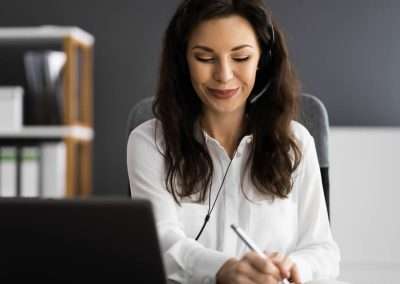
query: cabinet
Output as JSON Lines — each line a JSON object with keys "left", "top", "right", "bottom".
{"left": 330, "top": 127, "right": 400, "bottom": 283}
{"left": 0, "top": 26, "right": 94, "bottom": 197}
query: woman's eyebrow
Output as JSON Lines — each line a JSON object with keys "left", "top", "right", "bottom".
{"left": 191, "top": 44, "right": 254, "bottom": 52}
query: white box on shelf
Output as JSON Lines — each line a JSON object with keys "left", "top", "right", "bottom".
{"left": 41, "top": 142, "right": 66, "bottom": 198}
{"left": 0, "top": 86, "right": 24, "bottom": 131}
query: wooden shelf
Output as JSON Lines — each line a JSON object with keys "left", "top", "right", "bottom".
{"left": 0, "top": 26, "right": 94, "bottom": 46}
{"left": 0, "top": 26, "right": 94, "bottom": 197}
{"left": 0, "top": 125, "right": 94, "bottom": 141}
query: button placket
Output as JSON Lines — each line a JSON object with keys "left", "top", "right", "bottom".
{"left": 202, "top": 276, "right": 214, "bottom": 284}
{"left": 222, "top": 160, "right": 242, "bottom": 254}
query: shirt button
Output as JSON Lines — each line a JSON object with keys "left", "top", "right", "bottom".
{"left": 246, "top": 137, "right": 252, "bottom": 143}
{"left": 202, "top": 276, "right": 214, "bottom": 284}
{"left": 235, "top": 152, "right": 242, "bottom": 158}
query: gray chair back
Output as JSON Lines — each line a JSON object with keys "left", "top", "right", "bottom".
{"left": 126, "top": 94, "right": 330, "bottom": 220}
{"left": 126, "top": 96, "right": 155, "bottom": 139}
{"left": 297, "top": 93, "right": 330, "bottom": 220}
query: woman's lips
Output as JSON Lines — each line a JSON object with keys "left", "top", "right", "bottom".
{"left": 207, "top": 87, "right": 240, "bottom": 99}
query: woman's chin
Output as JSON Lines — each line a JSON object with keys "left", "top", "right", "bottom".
{"left": 206, "top": 100, "right": 246, "bottom": 115}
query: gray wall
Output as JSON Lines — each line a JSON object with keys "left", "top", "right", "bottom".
{"left": 1, "top": 1, "right": 399, "bottom": 196}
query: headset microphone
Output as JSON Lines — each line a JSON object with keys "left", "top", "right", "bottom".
{"left": 249, "top": 81, "right": 272, "bottom": 104}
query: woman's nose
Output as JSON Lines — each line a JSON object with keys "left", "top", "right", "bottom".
{"left": 213, "top": 59, "right": 234, "bottom": 83}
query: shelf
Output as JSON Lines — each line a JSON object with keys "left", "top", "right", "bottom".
{"left": 0, "top": 26, "right": 94, "bottom": 197}
{"left": 0, "top": 125, "right": 94, "bottom": 141}
{"left": 0, "top": 26, "right": 94, "bottom": 46}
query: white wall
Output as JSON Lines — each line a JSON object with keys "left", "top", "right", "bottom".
{"left": 330, "top": 127, "right": 400, "bottom": 283}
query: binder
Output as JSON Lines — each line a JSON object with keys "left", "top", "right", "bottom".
{"left": 0, "top": 86, "right": 24, "bottom": 131}
{"left": 41, "top": 142, "right": 66, "bottom": 198}
{"left": 0, "top": 147, "right": 18, "bottom": 197}
{"left": 20, "top": 146, "right": 40, "bottom": 197}
{"left": 24, "top": 52, "right": 45, "bottom": 124}
{"left": 43, "top": 51, "right": 66, "bottom": 125}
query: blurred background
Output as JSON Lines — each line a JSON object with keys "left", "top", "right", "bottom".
{"left": 0, "top": 1, "right": 399, "bottom": 283}
{"left": 1, "top": 0, "right": 399, "bottom": 197}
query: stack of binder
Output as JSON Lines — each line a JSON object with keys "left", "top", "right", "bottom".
{"left": 0, "top": 142, "right": 66, "bottom": 198}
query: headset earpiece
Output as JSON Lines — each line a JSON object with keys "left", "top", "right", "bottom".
{"left": 248, "top": 19, "right": 275, "bottom": 105}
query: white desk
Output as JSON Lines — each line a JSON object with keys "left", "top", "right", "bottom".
{"left": 330, "top": 127, "right": 400, "bottom": 283}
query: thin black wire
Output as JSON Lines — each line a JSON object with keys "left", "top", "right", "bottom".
{"left": 195, "top": 149, "right": 237, "bottom": 241}
{"left": 209, "top": 150, "right": 236, "bottom": 213}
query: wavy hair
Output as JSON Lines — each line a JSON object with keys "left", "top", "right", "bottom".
{"left": 153, "top": 0, "right": 302, "bottom": 204}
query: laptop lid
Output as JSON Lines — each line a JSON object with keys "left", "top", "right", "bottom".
{"left": 0, "top": 198, "right": 166, "bottom": 283}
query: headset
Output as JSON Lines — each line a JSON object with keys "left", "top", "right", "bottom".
{"left": 249, "top": 14, "right": 276, "bottom": 104}
{"left": 195, "top": 15, "right": 276, "bottom": 241}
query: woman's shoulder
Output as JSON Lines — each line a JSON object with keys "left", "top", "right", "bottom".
{"left": 128, "top": 118, "right": 158, "bottom": 137}
{"left": 290, "top": 120, "right": 314, "bottom": 149}
{"left": 127, "top": 118, "right": 164, "bottom": 150}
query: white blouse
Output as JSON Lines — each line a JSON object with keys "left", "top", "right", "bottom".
{"left": 127, "top": 119, "right": 340, "bottom": 284}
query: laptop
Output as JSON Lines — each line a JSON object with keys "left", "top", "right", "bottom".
{"left": 0, "top": 198, "right": 167, "bottom": 283}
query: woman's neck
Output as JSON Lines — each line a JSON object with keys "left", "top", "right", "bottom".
{"left": 200, "top": 110, "right": 247, "bottom": 159}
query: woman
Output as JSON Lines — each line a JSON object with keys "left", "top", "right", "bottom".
{"left": 127, "top": 0, "right": 341, "bottom": 283}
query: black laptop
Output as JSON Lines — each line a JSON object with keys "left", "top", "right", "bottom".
{"left": 0, "top": 198, "right": 166, "bottom": 283}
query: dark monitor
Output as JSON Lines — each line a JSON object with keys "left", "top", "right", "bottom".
{"left": 0, "top": 198, "right": 166, "bottom": 283}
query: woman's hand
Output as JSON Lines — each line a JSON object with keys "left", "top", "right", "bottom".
{"left": 216, "top": 251, "right": 283, "bottom": 284}
{"left": 267, "top": 252, "right": 302, "bottom": 284}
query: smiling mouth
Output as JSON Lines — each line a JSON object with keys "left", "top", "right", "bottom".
{"left": 207, "top": 87, "right": 240, "bottom": 99}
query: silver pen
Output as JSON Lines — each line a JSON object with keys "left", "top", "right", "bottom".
{"left": 230, "top": 224, "right": 265, "bottom": 257}
{"left": 230, "top": 224, "right": 291, "bottom": 284}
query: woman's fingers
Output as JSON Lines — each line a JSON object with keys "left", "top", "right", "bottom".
{"left": 217, "top": 258, "right": 260, "bottom": 284}
{"left": 269, "top": 252, "right": 289, "bottom": 278}
{"left": 242, "top": 251, "right": 282, "bottom": 282}
{"left": 287, "top": 264, "right": 301, "bottom": 284}
{"left": 234, "top": 275, "right": 257, "bottom": 284}
{"left": 234, "top": 262, "right": 261, "bottom": 284}
{"left": 268, "top": 252, "right": 302, "bottom": 284}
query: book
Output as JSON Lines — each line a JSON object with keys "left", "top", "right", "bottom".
{"left": 41, "top": 142, "right": 66, "bottom": 198}
{"left": 43, "top": 51, "right": 66, "bottom": 125}
{"left": 20, "top": 146, "right": 40, "bottom": 197}
{"left": 0, "top": 147, "right": 18, "bottom": 197}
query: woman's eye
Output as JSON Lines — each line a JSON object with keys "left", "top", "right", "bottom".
{"left": 195, "top": 57, "right": 214, "bottom": 63}
{"left": 233, "top": 57, "right": 250, "bottom": 62}
{"left": 194, "top": 56, "right": 250, "bottom": 63}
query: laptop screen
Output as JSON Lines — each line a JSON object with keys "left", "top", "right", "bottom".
{"left": 0, "top": 198, "right": 166, "bottom": 283}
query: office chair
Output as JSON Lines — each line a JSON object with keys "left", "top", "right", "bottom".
{"left": 126, "top": 93, "right": 330, "bottom": 220}
{"left": 297, "top": 93, "right": 330, "bottom": 221}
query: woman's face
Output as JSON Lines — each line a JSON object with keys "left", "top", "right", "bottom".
{"left": 186, "top": 15, "right": 261, "bottom": 117}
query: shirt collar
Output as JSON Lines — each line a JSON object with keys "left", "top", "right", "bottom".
{"left": 193, "top": 118, "right": 253, "bottom": 146}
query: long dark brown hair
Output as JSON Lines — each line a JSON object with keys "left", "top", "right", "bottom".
{"left": 153, "top": 0, "right": 302, "bottom": 204}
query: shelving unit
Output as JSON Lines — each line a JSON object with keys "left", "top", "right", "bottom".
{"left": 0, "top": 26, "right": 94, "bottom": 197}
{"left": 0, "top": 126, "right": 93, "bottom": 140}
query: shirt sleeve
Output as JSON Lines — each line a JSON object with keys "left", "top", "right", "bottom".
{"left": 288, "top": 134, "right": 341, "bottom": 282}
{"left": 127, "top": 122, "right": 231, "bottom": 284}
